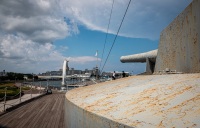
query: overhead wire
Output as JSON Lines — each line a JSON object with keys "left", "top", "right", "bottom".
{"left": 100, "top": 0, "right": 132, "bottom": 74}
{"left": 99, "top": 0, "right": 115, "bottom": 71}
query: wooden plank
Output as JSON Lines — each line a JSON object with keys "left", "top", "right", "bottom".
{"left": 53, "top": 95, "right": 64, "bottom": 128}
{"left": 0, "top": 93, "right": 65, "bottom": 128}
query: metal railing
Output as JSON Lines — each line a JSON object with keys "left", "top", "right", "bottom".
{"left": 0, "top": 83, "right": 45, "bottom": 112}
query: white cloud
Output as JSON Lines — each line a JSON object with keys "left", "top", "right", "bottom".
{"left": 0, "top": 0, "right": 95, "bottom": 73}
{"left": 0, "top": 0, "right": 193, "bottom": 73}
{"left": 61, "top": 0, "right": 192, "bottom": 39}
{"left": 0, "top": 0, "right": 70, "bottom": 43}
{"left": 0, "top": 34, "right": 99, "bottom": 73}
{"left": 69, "top": 56, "right": 100, "bottom": 64}
{"left": 0, "top": 34, "right": 63, "bottom": 72}
{"left": 0, "top": 34, "right": 62, "bottom": 61}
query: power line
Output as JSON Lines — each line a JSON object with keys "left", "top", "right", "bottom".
{"left": 100, "top": 0, "right": 132, "bottom": 74}
{"left": 99, "top": 0, "right": 115, "bottom": 71}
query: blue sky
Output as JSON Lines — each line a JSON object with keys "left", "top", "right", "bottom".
{"left": 55, "top": 26, "right": 158, "bottom": 74}
{"left": 0, "top": 0, "right": 192, "bottom": 74}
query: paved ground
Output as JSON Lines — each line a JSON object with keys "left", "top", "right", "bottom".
{"left": 0, "top": 92, "right": 65, "bottom": 128}
{"left": 0, "top": 94, "right": 42, "bottom": 112}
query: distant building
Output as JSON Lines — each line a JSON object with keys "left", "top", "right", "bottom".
{"left": 40, "top": 71, "right": 62, "bottom": 76}
{"left": 0, "top": 70, "right": 7, "bottom": 76}
{"left": 39, "top": 67, "right": 98, "bottom": 76}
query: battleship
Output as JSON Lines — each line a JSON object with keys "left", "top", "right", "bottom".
{"left": 64, "top": 0, "right": 200, "bottom": 127}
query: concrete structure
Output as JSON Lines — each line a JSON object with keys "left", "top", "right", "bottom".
{"left": 65, "top": 0, "right": 200, "bottom": 128}
{"left": 65, "top": 74, "right": 200, "bottom": 128}
{"left": 154, "top": 0, "right": 200, "bottom": 73}
{"left": 120, "top": 0, "right": 200, "bottom": 74}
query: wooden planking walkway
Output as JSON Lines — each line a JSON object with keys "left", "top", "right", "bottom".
{"left": 0, "top": 92, "right": 65, "bottom": 128}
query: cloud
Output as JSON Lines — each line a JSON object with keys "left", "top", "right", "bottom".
{"left": 0, "top": 0, "right": 72, "bottom": 43}
{"left": 69, "top": 56, "right": 101, "bottom": 64}
{"left": 61, "top": 0, "right": 192, "bottom": 39}
{"left": 0, "top": 34, "right": 61, "bottom": 61}
{"left": 0, "top": 0, "right": 192, "bottom": 73}
{"left": 0, "top": 34, "right": 99, "bottom": 73}
{"left": 0, "top": 34, "right": 63, "bottom": 72}
{"left": 0, "top": 0, "right": 94, "bottom": 73}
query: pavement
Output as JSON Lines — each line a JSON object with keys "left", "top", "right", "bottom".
{"left": 0, "top": 93, "right": 43, "bottom": 112}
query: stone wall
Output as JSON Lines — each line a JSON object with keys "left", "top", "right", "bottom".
{"left": 155, "top": 0, "right": 200, "bottom": 73}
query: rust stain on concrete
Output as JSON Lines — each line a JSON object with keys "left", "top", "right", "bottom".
{"left": 66, "top": 74, "right": 200, "bottom": 127}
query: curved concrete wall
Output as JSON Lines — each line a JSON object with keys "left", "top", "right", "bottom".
{"left": 155, "top": 0, "right": 200, "bottom": 73}
{"left": 64, "top": 74, "right": 200, "bottom": 128}
{"left": 64, "top": 94, "right": 132, "bottom": 128}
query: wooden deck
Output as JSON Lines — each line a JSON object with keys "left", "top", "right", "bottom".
{"left": 0, "top": 92, "right": 65, "bottom": 128}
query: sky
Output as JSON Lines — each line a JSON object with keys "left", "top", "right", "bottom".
{"left": 0, "top": 0, "right": 192, "bottom": 75}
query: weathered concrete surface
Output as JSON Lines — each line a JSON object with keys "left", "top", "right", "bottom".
{"left": 65, "top": 73, "right": 200, "bottom": 128}
{"left": 155, "top": 0, "right": 200, "bottom": 73}
{"left": 120, "top": 50, "right": 157, "bottom": 63}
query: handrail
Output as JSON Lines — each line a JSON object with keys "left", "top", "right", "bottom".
{"left": 0, "top": 96, "right": 5, "bottom": 101}
{"left": 6, "top": 100, "right": 19, "bottom": 106}
{"left": 0, "top": 83, "right": 45, "bottom": 112}
{"left": 6, "top": 91, "right": 21, "bottom": 98}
